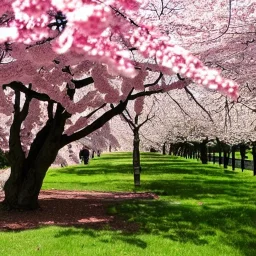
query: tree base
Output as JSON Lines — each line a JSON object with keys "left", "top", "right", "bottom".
{"left": 134, "top": 173, "right": 140, "bottom": 186}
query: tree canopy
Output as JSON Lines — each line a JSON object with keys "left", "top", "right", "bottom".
{"left": 0, "top": 0, "right": 244, "bottom": 209}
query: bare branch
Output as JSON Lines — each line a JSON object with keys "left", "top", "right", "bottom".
{"left": 177, "top": 73, "right": 185, "bottom": 80}
{"left": 203, "top": 0, "right": 232, "bottom": 42}
{"left": 138, "top": 113, "right": 155, "bottom": 129}
{"left": 144, "top": 72, "right": 163, "bottom": 88}
{"left": 3, "top": 81, "right": 57, "bottom": 103}
{"left": 85, "top": 103, "right": 107, "bottom": 119}
{"left": 71, "top": 77, "right": 94, "bottom": 89}
{"left": 184, "top": 86, "right": 214, "bottom": 122}
{"left": 47, "top": 101, "right": 54, "bottom": 120}
{"left": 166, "top": 92, "right": 190, "bottom": 117}
{"left": 121, "top": 111, "right": 136, "bottom": 130}
{"left": 124, "top": 108, "right": 133, "bottom": 120}
{"left": 20, "top": 84, "right": 32, "bottom": 122}
{"left": 129, "top": 89, "right": 163, "bottom": 100}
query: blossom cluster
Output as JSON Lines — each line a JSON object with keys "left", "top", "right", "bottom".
{"left": 129, "top": 27, "right": 238, "bottom": 99}
{"left": 0, "top": 0, "right": 238, "bottom": 99}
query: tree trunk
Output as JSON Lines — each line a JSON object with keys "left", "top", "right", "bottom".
{"left": 223, "top": 150, "right": 229, "bottom": 169}
{"left": 189, "top": 149, "right": 193, "bottom": 159}
{"left": 253, "top": 144, "right": 256, "bottom": 176}
{"left": 196, "top": 150, "right": 200, "bottom": 160}
{"left": 240, "top": 144, "right": 246, "bottom": 172}
{"left": 168, "top": 143, "right": 172, "bottom": 155}
{"left": 162, "top": 142, "right": 166, "bottom": 155}
{"left": 213, "top": 151, "right": 216, "bottom": 164}
{"left": 219, "top": 150, "right": 222, "bottom": 166}
{"left": 4, "top": 142, "right": 60, "bottom": 209}
{"left": 133, "top": 129, "right": 141, "bottom": 186}
{"left": 4, "top": 104, "right": 65, "bottom": 209}
{"left": 192, "top": 150, "right": 196, "bottom": 159}
{"left": 232, "top": 146, "right": 235, "bottom": 171}
{"left": 200, "top": 140, "right": 208, "bottom": 164}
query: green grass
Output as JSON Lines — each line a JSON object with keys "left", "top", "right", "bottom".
{"left": 1, "top": 152, "right": 256, "bottom": 256}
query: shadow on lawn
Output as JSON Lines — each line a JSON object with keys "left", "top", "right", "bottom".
{"left": 140, "top": 178, "right": 256, "bottom": 201}
{"left": 49, "top": 156, "right": 238, "bottom": 178}
{"left": 2, "top": 196, "right": 255, "bottom": 255}
{"left": 54, "top": 227, "right": 148, "bottom": 249}
{"left": 4, "top": 153, "right": 255, "bottom": 254}
{"left": 114, "top": 199, "right": 256, "bottom": 256}
{"left": 0, "top": 192, "right": 149, "bottom": 233}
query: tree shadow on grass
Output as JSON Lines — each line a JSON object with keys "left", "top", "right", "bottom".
{"left": 54, "top": 227, "right": 148, "bottom": 249}
{"left": 0, "top": 191, "right": 154, "bottom": 232}
{"left": 140, "top": 178, "right": 256, "bottom": 201}
{"left": 2, "top": 178, "right": 256, "bottom": 255}
{"left": 48, "top": 160, "right": 240, "bottom": 179}
{"left": 115, "top": 200, "right": 256, "bottom": 256}
{"left": 50, "top": 164, "right": 133, "bottom": 176}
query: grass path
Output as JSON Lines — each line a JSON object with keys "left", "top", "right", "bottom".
{"left": 1, "top": 152, "right": 256, "bottom": 256}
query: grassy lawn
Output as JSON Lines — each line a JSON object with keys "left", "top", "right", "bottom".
{"left": 1, "top": 152, "right": 256, "bottom": 256}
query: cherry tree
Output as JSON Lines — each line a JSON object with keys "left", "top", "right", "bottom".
{"left": 119, "top": 97, "right": 157, "bottom": 185}
{"left": 137, "top": 0, "right": 256, "bottom": 158}
{"left": 0, "top": 0, "right": 239, "bottom": 209}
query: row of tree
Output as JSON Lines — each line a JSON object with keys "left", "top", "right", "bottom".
{"left": 160, "top": 140, "right": 256, "bottom": 176}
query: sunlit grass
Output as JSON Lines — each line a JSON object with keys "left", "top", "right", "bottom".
{"left": 1, "top": 152, "right": 256, "bottom": 255}
{"left": 0, "top": 225, "right": 242, "bottom": 256}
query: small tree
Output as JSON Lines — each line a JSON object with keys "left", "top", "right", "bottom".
{"left": 121, "top": 98, "right": 155, "bottom": 186}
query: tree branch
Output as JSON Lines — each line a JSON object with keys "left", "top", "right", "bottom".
{"left": 184, "top": 86, "right": 214, "bottom": 122}
{"left": 20, "top": 93, "right": 32, "bottom": 122}
{"left": 135, "top": 114, "right": 139, "bottom": 125}
{"left": 61, "top": 89, "right": 134, "bottom": 146}
{"left": 121, "top": 111, "right": 136, "bottom": 130}
{"left": 177, "top": 73, "right": 185, "bottom": 80}
{"left": 124, "top": 108, "right": 133, "bottom": 120}
{"left": 47, "top": 101, "right": 54, "bottom": 120}
{"left": 129, "top": 89, "right": 163, "bottom": 100}
{"left": 71, "top": 77, "right": 94, "bottom": 89}
{"left": 85, "top": 103, "right": 107, "bottom": 119}
{"left": 3, "top": 81, "right": 57, "bottom": 103}
{"left": 144, "top": 72, "right": 163, "bottom": 88}
{"left": 138, "top": 113, "right": 155, "bottom": 129}
{"left": 166, "top": 92, "right": 190, "bottom": 117}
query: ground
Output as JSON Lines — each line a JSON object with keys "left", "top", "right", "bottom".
{"left": 0, "top": 187, "right": 157, "bottom": 232}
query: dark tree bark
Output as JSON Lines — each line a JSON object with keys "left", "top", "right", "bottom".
{"left": 223, "top": 150, "right": 229, "bottom": 169}
{"left": 168, "top": 143, "right": 172, "bottom": 155}
{"left": 213, "top": 150, "right": 216, "bottom": 164}
{"left": 231, "top": 146, "right": 236, "bottom": 171}
{"left": 4, "top": 100, "right": 67, "bottom": 209}
{"left": 240, "top": 144, "right": 246, "bottom": 172}
{"left": 162, "top": 142, "right": 166, "bottom": 155}
{"left": 219, "top": 151, "right": 222, "bottom": 166}
{"left": 253, "top": 144, "right": 256, "bottom": 176}
{"left": 200, "top": 139, "right": 208, "bottom": 164}
{"left": 133, "top": 128, "right": 141, "bottom": 186}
